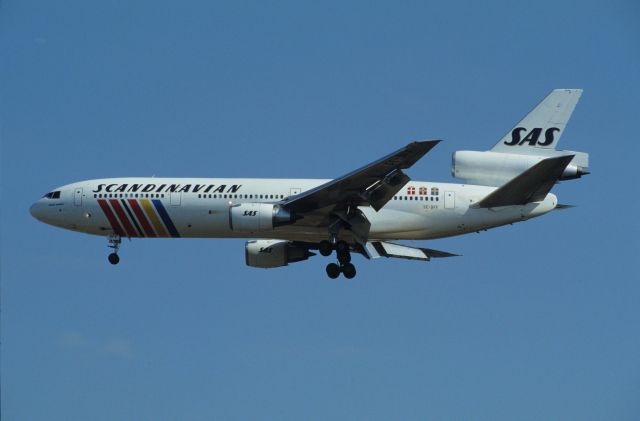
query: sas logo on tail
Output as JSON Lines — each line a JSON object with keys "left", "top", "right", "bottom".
{"left": 504, "top": 127, "right": 560, "bottom": 146}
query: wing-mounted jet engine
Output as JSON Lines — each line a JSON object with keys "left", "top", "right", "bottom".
{"left": 452, "top": 89, "right": 589, "bottom": 187}
{"left": 229, "top": 203, "right": 296, "bottom": 233}
{"left": 245, "top": 239, "right": 314, "bottom": 268}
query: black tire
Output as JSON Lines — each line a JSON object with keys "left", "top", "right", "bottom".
{"left": 342, "top": 263, "right": 356, "bottom": 279}
{"left": 108, "top": 253, "right": 120, "bottom": 265}
{"left": 337, "top": 250, "right": 351, "bottom": 264}
{"left": 326, "top": 263, "right": 340, "bottom": 279}
{"left": 319, "top": 240, "right": 333, "bottom": 256}
{"left": 336, "top": 240, "right": 349, "bottom": 254}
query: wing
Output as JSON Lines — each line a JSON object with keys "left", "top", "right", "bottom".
{"left": 294, "top": 240, "right": 458, "bottom": 261}
{"left": 364, "top": 241, "right": 459, "bottom": 261}
{"left": 282, "top": 140, "right": 440, "bottom": 214}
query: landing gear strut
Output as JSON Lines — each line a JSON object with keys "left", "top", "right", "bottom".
{"left": 322, "top": 239, "right": 357, "bottom": 279}
{"left": 107, "top": 235, "right": 121, "bottom": 265}
{"left": 337, "top": 250, "right": 351, "bottom": 264}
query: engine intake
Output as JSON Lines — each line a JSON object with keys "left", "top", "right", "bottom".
{"left": 245, "top": 240, "right": 314, "bottom": 268}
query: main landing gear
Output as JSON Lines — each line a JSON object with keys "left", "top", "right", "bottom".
{"left": 320, "top": 240, "right": 357, "bottom": 279}
{"left": 107, "top": 234, "right": 121, "bottom": 265}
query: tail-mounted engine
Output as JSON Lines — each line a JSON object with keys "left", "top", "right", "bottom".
{"left": 229, "top": 203, "right": 296, "bottom": 233}
{"left": 452, "top": 150, "right": 589, "bottom": 187}
{"left": 245, "top": 239, "right": 314, "bottom": 268}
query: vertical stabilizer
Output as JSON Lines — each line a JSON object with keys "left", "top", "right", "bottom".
{"left": 490, "top": 89, "right": 582, "bottom": 154}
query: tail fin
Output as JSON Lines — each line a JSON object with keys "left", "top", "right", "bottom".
{"left": 452, "top": 89, "right": 588, "bottom": 187}
{"left": 491, "top": 89, "right": 582, "bottom": 154}
{"left": 474, "top": 155, "right": 574, "bottom": 208}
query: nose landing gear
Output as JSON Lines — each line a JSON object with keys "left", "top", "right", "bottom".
{"left": 321, "top": 240, "right": 357, "bottom": 279}
{"left": 107, "top": 235, "right": 121, "bottom": 265}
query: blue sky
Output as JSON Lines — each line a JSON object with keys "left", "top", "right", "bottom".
{"left": 1, "top": 0, "right": 639, "bottom": 419}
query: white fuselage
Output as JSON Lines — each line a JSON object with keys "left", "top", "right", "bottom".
{"left": 30, "top": 177, "right": 558, "bottom": 242}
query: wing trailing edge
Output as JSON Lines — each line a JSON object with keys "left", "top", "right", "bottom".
{"left": 365, "top": 241, "right": 458, "bottom": 261}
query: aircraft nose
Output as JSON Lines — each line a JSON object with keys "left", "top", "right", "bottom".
{"left": 30, "top": 201, "right": 44, "bottom": 220}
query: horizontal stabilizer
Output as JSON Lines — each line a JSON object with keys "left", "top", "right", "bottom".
{"left": 365, "top": 241, "right": 458, "bottom": 261}
{"left": 475, "top": 155, "right": 574, "bottom": 208}
{"left": 555, "top": 204, "right": 575, "bottom": 210}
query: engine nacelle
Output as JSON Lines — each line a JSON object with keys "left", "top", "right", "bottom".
{"left": 452, "top": 150, "right": 589, "bottom": 186}
{"left": 229, "top": 203, "right": 295, "bottom": 233}
{"left": 245, "top": 239, "right": 314, "bottom": 268}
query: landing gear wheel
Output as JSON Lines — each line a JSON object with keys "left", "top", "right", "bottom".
{"left": 319, "top": 240, "right": 333, "bottom": 257}
{"left": 342, "top": 263, "right": 356, "bottom": 279}
{"left": 335, "top": 240, "right": 349, "bottom": 254}
{"left": 108, "top": 253, "right": 120, "bottom": 265}
{"left": 337, "top": 250, "right": 351, "bottom": 264}
{"left": 326, "top": 263, "right": 340, "bottom": 279}
{"left": 107, "top": 235, "right": 121, "bottom": 265}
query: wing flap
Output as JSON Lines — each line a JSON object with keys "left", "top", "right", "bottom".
{"left": 366, "top": 241, "right": 459, "bottom": 261}
{"left": 360, "top": 169, "right": 410, "bottom": 211}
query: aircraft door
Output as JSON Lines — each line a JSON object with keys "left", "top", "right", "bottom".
{"left": 170, "top": 192, "right": 182, "bottom": 206}
{"left": 74, "top": 187, "right": 83, "bottom": 206}
{"left": 444, "top": 191, "right": 455, "bottom": 209}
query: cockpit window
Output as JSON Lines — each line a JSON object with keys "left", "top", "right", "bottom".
{"left": 43, "top": 191, "right": 61, "bottom": 199}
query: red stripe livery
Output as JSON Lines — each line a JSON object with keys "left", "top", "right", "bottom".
{"left": 97, "top": 199, "right": 125, "bottom": 236}
{"left": 109, "top": 199, "right": 138, "bottom": 237}
{"left": 127, "top": 199, "right": 156, "bottom": 237}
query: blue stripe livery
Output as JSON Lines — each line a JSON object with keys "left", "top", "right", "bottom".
{"left": 152, "top": 199, "right": 180, "bottom": 237}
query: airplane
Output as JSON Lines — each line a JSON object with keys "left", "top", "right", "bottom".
{"left": 30, "top": 89, "right": 589, "bottom": 279}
